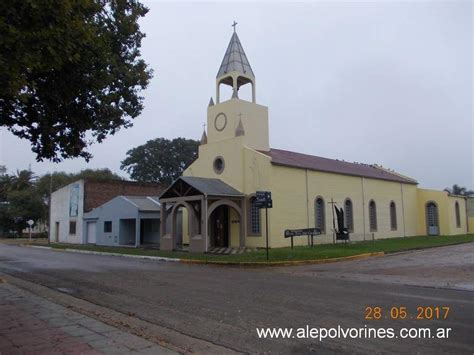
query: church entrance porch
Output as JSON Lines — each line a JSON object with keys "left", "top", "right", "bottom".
{"left": 159, "top": 176, "right": 245, "bottom": 253}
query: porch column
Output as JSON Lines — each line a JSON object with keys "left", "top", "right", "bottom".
{"left": 240, "top": 198, "right": 246, "bottom": 247}
{"left": 135, "top": 217, "right": 141, "bottom": 248}
{"left": 160, "top": 202, "right": 167, "bottom": 238}
{"left": 201, "top": 196, "right": 208, "bottom": 252}
{"left": 160, "top": 202, "right": 174, "bottom": 251}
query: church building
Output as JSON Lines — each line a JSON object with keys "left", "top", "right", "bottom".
{"left": 158, "top": 29, "right": 469, "bottom": 253}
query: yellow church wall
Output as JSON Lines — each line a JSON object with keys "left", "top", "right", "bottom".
{"left": 305, "top": 171, "right": 364, "bottom": 244}
{"left": 242, "top": 147, "right": 272, "bottom": 194}
{"left": 266, "top": 165, "right": 308, "bottom": 248}
{"left": 207, "top": 98, "right": 269, "bottom": 151}
{"left": 446, "top": 196, "right": 468, "bottom": 235}
{"left": 416, "top": 189, "right": 467, "bottom": 236}
{"left": 400, "top": 184, "right": 419, "bottom": 237}
{"left": 417, "top": 189, "right": 449, "bottom": 235}
{"left": 469, "top": 217, "right": 474, "bottom": 234}
{"left": 185, "top": 143, "right": 274, "bottom": 248}
{"left": 467, "top": 217, "right": 474, "bottom": 234}
{"left": 242, "top": 147, "right": 273, "bottom": 248}
{"left": 185, "top": 137, "right": 246, "bottom": 191}
{"left": 468, "top": 198, "right": 474, "bottom": 234}
{"left": 362, "top": 178, "right": 417, "bottom": 240}
{"left": 267, "top": 165, "right": 419, "bottom": 248}
{"left": 229, "top": 208, "right": 241, "bottom": 247}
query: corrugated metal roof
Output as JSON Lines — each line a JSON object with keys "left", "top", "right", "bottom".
{"left": 261, "top": 148, "right": 418, "bottom": 185}
{"left": 179, "top": 176, "right": 243, "bottom": 197}
{"left": 121, "top": 196, "right": 161, "bottom": 212}
{"left": 217, "top": 32, "right": 254, "bottom": 79}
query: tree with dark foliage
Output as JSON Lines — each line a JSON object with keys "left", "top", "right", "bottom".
{"left": 444, "top": 184, "right": 474, "bottom": 197}
{"left": 0, "top": 0, "right": 152, "bottom": 162}
{"left": 0, "top": 170, "right": 43, "bottom": 236}
{"left": 121, "top": 138, "right": 199, "bottom": 185}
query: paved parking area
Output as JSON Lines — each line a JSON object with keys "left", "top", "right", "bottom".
{"left": 0, "top": 281, "right": 175, "bottom": 354}
{"left": 276, "top": 242, "right": 474, "bottom": 291}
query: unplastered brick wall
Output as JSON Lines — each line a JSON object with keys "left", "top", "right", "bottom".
{"left": 83, "top": 180, "right": 164, "bottom": 212}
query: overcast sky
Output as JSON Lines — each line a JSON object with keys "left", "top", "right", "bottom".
{"left": 0, "top": 1, "right": 472, "bottom": 190}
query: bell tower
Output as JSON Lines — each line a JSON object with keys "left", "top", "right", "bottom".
{"left": 205, "top": 23, "right": 269, "bottom": 152}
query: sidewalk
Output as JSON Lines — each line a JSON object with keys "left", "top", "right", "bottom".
{"left": 0, "top": 281, "right": 176, "bottom": 354}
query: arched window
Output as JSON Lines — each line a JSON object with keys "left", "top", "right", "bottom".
{"left": 369, "top": 200, "right": 377, "bottom": 232}
{"left": 249, "top": 197, "right": 261, "bottom": 235}
{"left": 390, "top": 201, "right": 397, "bottom": 231}
{"left": 344, "top": 199, "right": 354, "bottom": 232}
{"left": 426, "top": 202, "right": 439, "bottom": 235}
{"left": 455, "top": 201, "right": 461, "bottom": 228}
{"left": 315, "top": 197, "right": 325, "bottom": 233}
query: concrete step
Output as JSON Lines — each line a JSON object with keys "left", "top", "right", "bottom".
{"left": 206, "top": 247, "right": 257, "bottom": 255}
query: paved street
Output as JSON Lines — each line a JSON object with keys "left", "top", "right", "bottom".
{"left": 0, "top": 243, "right": 473, "bottom": 354}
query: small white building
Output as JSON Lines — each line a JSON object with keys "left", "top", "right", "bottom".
{"left": 49, "top": 179, "right": 164, "bottom": 244}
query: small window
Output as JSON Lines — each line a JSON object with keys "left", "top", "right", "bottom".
{"left": 69, "top": 221, "right": 76, "bottom": 235}
{"left": 249, "top": 197, "right": 261, "bottom": 235}
{"left": 213, "top": 156, "right": 225, "bottom": 174}
{"left": 369, "top": 200, "right": 377, "bottom": 232}
{"left": 104, "top": 221, "right": 112, "bottom": 233}
{"left": 390, "top": 201, "right": 397, "bottom": 231}
{"left": 344, "top": 199, "right": 354, "bottom": 232}
{"left": 314, "top": 197, "right": 325, "bottom": 233}
{"left": 455, "top": 201, "right": 461, "bottom": 228}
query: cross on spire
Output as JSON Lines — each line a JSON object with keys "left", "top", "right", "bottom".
{"left": 232, "top": 21, "right": 238, "bottom": 32}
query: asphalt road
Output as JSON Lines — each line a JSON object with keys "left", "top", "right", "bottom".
{"left": 0, "top": 243, "right": 473, "bottom": 354}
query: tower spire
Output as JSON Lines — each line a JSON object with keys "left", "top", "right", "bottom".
{"left": 216, "top": 31, "right": 254, "bottom": 79}
{"left": 215, "top": 26, "right": 256, "bottom": 104}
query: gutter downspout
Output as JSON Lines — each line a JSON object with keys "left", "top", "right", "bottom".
{"left": 305, "top": 169, "right": 310, "bottom": 245}
{"left": 465, "top": 197, "right": 469, "bottom": 234}
{"left": 400, "top": 183, "right": 406, "bottom": 237}
{"left": 361, "top": 177, "right": 366, "bottom": 241}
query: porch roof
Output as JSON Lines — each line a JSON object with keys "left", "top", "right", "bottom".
{"left": 159, "top": 176, "right": 243, "bottom": 200}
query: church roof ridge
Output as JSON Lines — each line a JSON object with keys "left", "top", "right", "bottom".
{"left": 259, "top": 148, "right": 418, "bottom": 185}
{"left": 217, "top": 32, "right": 254, "bottom": 79}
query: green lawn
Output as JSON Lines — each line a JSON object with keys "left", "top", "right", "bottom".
{"left": 43, "top": 234, "right": 474, "bottom": 263}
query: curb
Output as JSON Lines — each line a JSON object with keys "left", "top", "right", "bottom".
{"left": 27, "top": 245, "right": 180, "bottom": 262}
{"left": 28, "top": 245, "right": 52, "bottom": 250}
{"left": 63, "top": 248, "right": 181, "bottom": 262}
{"left": 25, "top": 244, "right": 384, "bottom": 266}
{"left": 180, "top": 252, "right": 385, "bottom": 267}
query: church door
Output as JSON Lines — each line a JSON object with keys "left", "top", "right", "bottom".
{"left": 211, "top": 205, "right": 229, "bottom": 248}
{"left": 426, "top": 202, "right": 439, "bottom": 236}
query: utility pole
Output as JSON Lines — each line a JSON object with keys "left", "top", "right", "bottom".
{"left": 48, "top": 172, "right": 52, "bottom": 244}
{"left": 265, "top": 206, "right": 269, "bottom": 260}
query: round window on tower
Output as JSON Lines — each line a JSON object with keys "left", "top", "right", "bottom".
{"left": 213, "top": 156, "right": 225, "bottom": 175}
{"left": 214, "top": 112, "right": 227, "bottom": 132}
